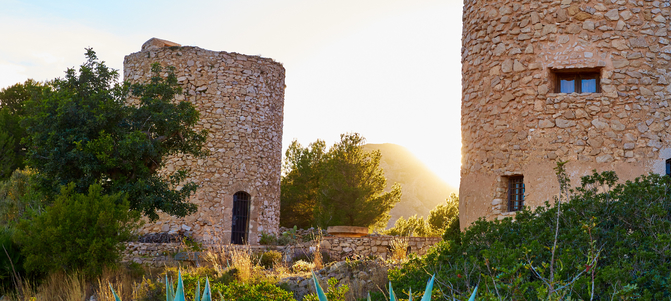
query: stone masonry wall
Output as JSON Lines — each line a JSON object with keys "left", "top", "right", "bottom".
{"left": 122, "top": 236, "right": 442, "bottom": 267}
{"left": 320, "top": 236, "right": 442, "bottom": 261}
{"left": 124, "top": 40, "right": 285, "bottom": 244}
{"left": 461, "top": 0, "right": 671, "bottom": 228}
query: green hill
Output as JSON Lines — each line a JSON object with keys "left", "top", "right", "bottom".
{"left": 363, "top": 143, "right": 458, "bottom": 229}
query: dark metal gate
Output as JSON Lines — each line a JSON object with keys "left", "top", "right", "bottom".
{"left": 231, "top": 191, "right": 250, "bottom": 245}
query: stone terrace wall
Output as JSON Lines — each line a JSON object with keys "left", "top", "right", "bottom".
{"left": 460, "top": 0, "right": 671, "bottom": 228}
{"left": 124, "top": 41, "right": 285, "bottom": 244}
{"left": 321, "top": 236, "right": 442, "bottom": 261}
{"left": 122, "top": 236, "right": 442, "bottom": 266}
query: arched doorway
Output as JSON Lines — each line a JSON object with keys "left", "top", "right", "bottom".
{"left": 231, "top": 191, "right": 251, "bottom": 244}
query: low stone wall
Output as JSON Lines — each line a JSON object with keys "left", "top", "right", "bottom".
{"left": 122, "top": 236, "right": 443, "bottom": 266}
{"left": 122, "top": 242, "right": 284, "bottom": 267}
{"left": 320, "top": 236, "right": 442, "bottom": 261}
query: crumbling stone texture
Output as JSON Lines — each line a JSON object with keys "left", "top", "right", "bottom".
{"left": 124, "top": 40, "right": 285, "bottom": 244}
{"left": 461, "top": 0, "right": 671, "bottom": 229}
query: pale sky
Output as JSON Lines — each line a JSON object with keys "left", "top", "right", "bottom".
{"left": 0, "top": 0, "right": 464, "bottom": 189}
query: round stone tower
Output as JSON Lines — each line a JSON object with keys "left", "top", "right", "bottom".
{"left": 124, "top": 38, "right": 285, "bottom": 244}
{"left": 461, "top": 1, "right": 671, "bottom": 229}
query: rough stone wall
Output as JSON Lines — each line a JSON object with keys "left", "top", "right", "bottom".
{"left": 124, "top": 42, "right": 285, "bottom": 244}
{"left": 122, "top": 236, "right": 442, "bottom": 267}
{"left": 320, "top": 236, "right": 442, "bottom": 261}
{"left": 460, "top": 0, "right": 671, "bottom": 229}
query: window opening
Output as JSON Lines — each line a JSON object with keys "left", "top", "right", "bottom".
{"left": 552, "top": 69, "right": 601, "bottom": 93}
{"left": 508, "top": 176, "right": 525, "bottom": 212}
{"left": 231, "top": 191, "right": 251, "bottom": 245}
{"left": 666, "top": 159, "right": 671, "bottom": 176}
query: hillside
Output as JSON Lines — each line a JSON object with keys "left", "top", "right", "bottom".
{"left": 363, "top": 143, "right": 458, "bottom": 228}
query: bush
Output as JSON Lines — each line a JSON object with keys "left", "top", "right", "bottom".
{"left": 389, "top": 170, "right": 671, "bottom": 300}
{"left": 177, "top": 273, "right": 295, "bottom": 301}
{"left": 16, "top": 184, "right": 141, "bottom": 278}
{"left": 259, "top": 250, "right": 283, "bottom": 269}
{"left": 0, "top": 226, "right": 24, "bottom": 290}
{"left": 304, "top": 277, "right": 349, "bottom": 301}
{"left": 291, "top": 260, "right": 314, "bottom": 273}
{"left": 259, "top": 232, "right": 278, "bottom": 245}
{"left": 0, "top": 168, "right": 45, "bottom": 227}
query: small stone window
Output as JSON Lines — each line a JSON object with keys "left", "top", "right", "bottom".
{"left": 508, "top": 176, "right": 525, "bottom": 212}
{"left": 552, "top": 68, "right": 601, "bottom": 93}
{"left": 666, "top": 159, "right": 671, "bottom": 176}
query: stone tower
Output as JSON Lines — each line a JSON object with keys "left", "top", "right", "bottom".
{"left": 124, "top": 38, "right": 285, "bottom": 244}
{"left": 460, "top": 1, "right": 671, "bottom": 229}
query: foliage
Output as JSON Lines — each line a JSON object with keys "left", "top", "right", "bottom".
{"left": 389, "top": 169, "right": 671, "bottom": 299}
{"left": 0, "top": 226, "right": 24, "bottom": 291}
{"left": 281, "top": 133, "right": 401, "bottom": 228}
{"left": 384, "top": 215, "right": 431, "bottom": 237}
{"left": 173, "top": 270, "right": 295, "bottom": 301}
{"left": 259, "top": 232, "right": 278, "bottom": 245}
{"left": 259, "top": 250, "right": 283, "bottom": 269}
{"left": 0, "top": 168, "right": 46, "bottom": 227}
{"left": 384, "top": 194, "right": 459, "bottom": 238}
{"left": 304, "top": 277, "right": 349, "bottom": 301}
{"left": 0, "top": 80, "right": 45, "bottom": 181}
{"left": 16, "top": 184, "right": 141, "bottom": 277}
{"left": 292, "top": 260, "right": 314, "bottom": 273}
{"left": 22, "top": 49, "right": 208, "bottom": 220}
{"left": 280, "top": 139, "right": 326, "bottom": 228}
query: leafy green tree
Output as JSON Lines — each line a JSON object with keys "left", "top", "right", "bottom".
{"left": 281, "top": 133, "right": 401, "bottom": 229}
{"left": 22, "top": 49, "right": 208, "bottom": 220}
{"left": 280, "top": 139, "right": 326, "bottom": 228}
{"left": 0, "top": 80, "right": 44, "bottom": 180}
{"left": 317, "top": 133, "right": 401, "bottom": 227}
{"left": 16, "top": 184, "right": 141, "bottom": 277}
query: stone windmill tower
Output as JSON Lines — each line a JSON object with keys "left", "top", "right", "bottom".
{"left": 460, "top": 1, "right": 671, "bottom": 229}
{"left": 124, "top": 38, "right": 285, "bottom": 244}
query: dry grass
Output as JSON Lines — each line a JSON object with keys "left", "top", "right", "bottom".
{"left": 389, "top": 237, "right": 409, "bottom": 262}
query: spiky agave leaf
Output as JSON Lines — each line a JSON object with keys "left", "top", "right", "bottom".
{"left": 109, "top": 283, "right": 122, "bottom": 301}
{"left": 367, "top": 292, "right": 371, "bottom": 301}
{"left": 174, "top": 270, "right": 186, "bottom": 301}
{"left": 195, "top": 279, "right": 201, "bottom": 301}
{"left": 166, "top": 274, "right": 174, "bottom": 301}
{"left": 420, "top": 274, "right": 435, "bottom": 301}
{"left": 468, "top": 286, "right": 478, "bottom": 301}
{"left": 311, "top": 271, "right": 328, "bottom": 301}
{"left": 389, "top": 281, "right": 397, "bottom": 301}
{"left": 408, "top": 287, "right": 412, "bottom": 301}
{"left": 202, "top": 277, "right": 212, "bottom": 301}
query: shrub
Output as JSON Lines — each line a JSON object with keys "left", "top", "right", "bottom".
{"left": 0, "top": 226, "right": 24, "bottom": 291}
{"left": 389, "top": 170, "right": 671, "bottom": 299}
{"left": 16, "top": 184, "right": 141, "bottom": 278}
{"left": 259, "top": 232, "right": 278, "bottom": 245}
{"left": 259, "top": 250, "right": 283, "bottom": 269}
{"left": 292, "top": 260, "right": 314, "bottom": 273}
{"left": 303, "top": 277, "right": 349, "bottom": 301}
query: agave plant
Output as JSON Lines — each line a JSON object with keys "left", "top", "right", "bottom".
{"left": 312, "top": 272, "right": 478, "bottom": 301}
{"left": 110, "top": 269, "right": 214, "bottom": 301}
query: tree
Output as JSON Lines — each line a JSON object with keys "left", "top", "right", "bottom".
{"left": 317, "top": 133, "right": 401, "bottom": 228}
{"left": 0, "top": 80, "right": 44, "bottom": 181}
{"left": 280, "top": 133, "right": 401, "bottom": 228}
{"left": 280, "top": 139, "right": 326, "bottom": 228}
{"left": 22, "top": 49, "right": 208, "bottom": 220}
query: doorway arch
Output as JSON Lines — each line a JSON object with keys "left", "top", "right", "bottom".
{"left": 231, "top": 191, "right": 251, "bottom": 244}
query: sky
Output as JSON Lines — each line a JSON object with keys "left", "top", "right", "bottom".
{"left": 0, "top": 0, "right": 464, "bottom": 189}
